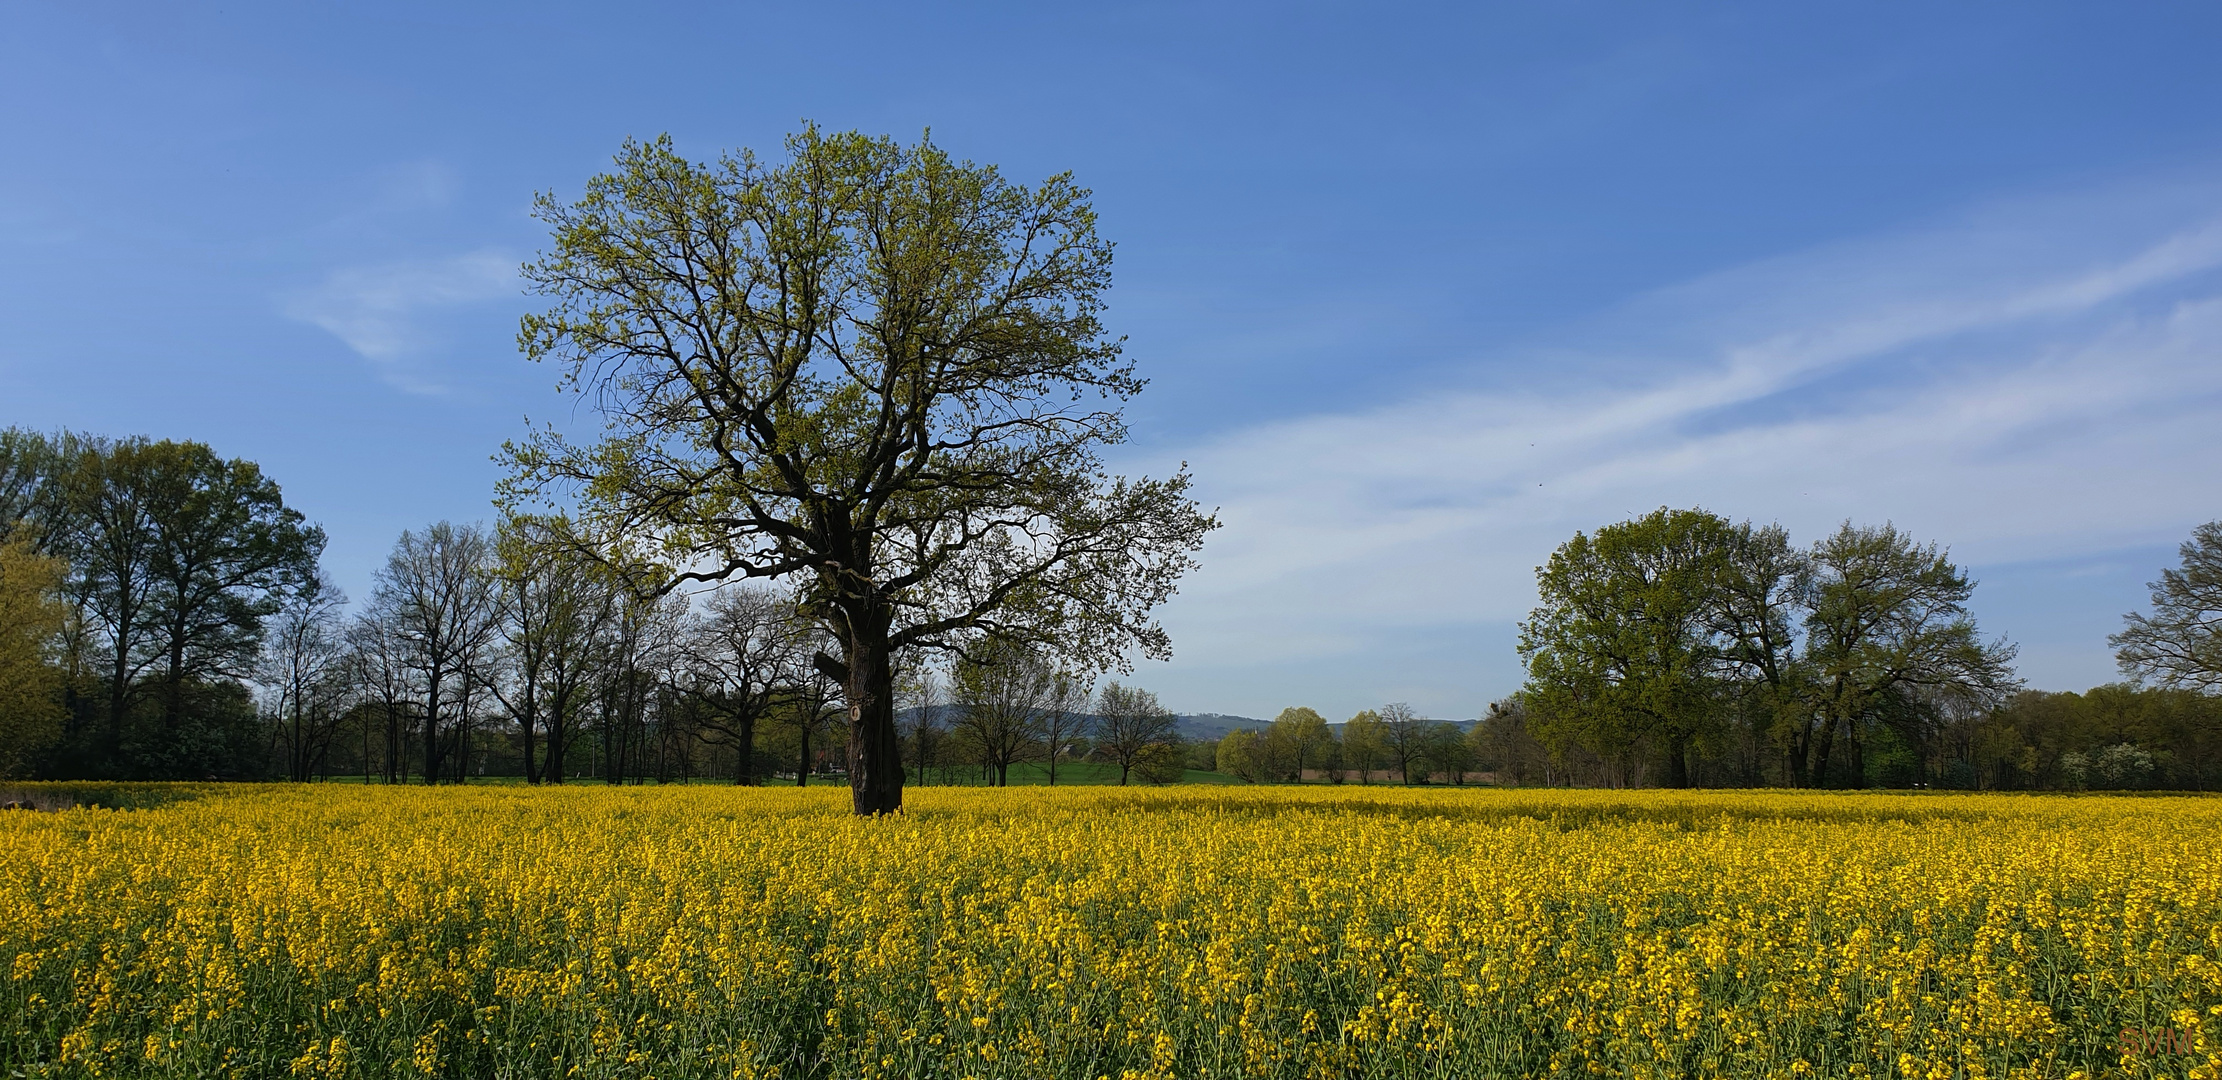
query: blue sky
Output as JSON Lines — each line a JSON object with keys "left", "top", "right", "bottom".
{"left": 5, "top": 2, "right": 2220, "bottom": 720}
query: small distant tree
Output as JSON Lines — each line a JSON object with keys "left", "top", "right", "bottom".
{"left": 1316, "top": 733, "right": 1346, "bottom": 783}
{"left": 2113, "top": 520, "right": 2222, "bottom": 695}
{"left": 1038, "top": 673, "right": 1092, "bottom": 785}
{"left": 1095, "top": 681, "right": 1181, "bottom": 785}
{"left": 1341, "top": 709, "right": 1386, "bottom": 784}
{"left": 769, "top": 647, "right": 843, "bottom": 785}
{"left": 951, "top": 639, "right": 1062, "bottom": 786}
{"left": 1216, "top": 729, "right": 1265, "bottom": 783}
{"left": 1427, "top": 721, "right": 1477, "bottom": 784}
{"left": 1379, "top": 702, "right": 1431, "bottom": 784}
{"left": 1265, "top": 706, "right": 1333, "bottom": 781}
{"left": 1135, "top": 733, "right": 1189, "bottom": 784}
{"left": 898, "top": 655, "right": 947, "bottom": 786}
{"left": 259, "top": 571, "right": 350, "bottom": 782}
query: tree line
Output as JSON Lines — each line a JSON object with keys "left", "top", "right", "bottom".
{"left": 1211, "top": 704, "right": 1482, "bottom": 784}
{"left": 1504, "top": 507, "right": 2221, "bottom": 789}
{"left": 6, "top": 431, "right": 2217, "bottom": 790}
{"left": 0, "top": 430, "right": 321, "bottom": 779}
{"left": 1195, "top": 511, "right": 2222, "bottom": 792}
{"left": 0, "top": 428, "right": 1197, "bottom": 785}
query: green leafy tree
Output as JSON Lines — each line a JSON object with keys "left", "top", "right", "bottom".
{"left": 1799, "top": 522, "right": 2017, "bottom": 787}
{"left": 136, "top": 441, "right": 325, "bottom": 759}
{"left": 1264, "top": 706, "right": 1333, "bottom": 781}
{"left": 500, "top": 129, "right": 1217, "bottom": 815}
{"left": 1340, "top": 709, "right": 1386, "bottom": 784}
{"left": 1215, "top": 728, "right": 1264, "bottom": 783}
{"left": 1427, "top": 721, "right": 1477, "bottom": 784}
{"left": 0, "top": 537, "right": 68, "bottom": 777}
{"left": 35, "top": 436, "right": 322, "bottom": 777}
{"left": 1706, "top": 521, "right": 1814, "bottom": 783}
{"left": 1519, "top": 508, "right": 1735, "bottom": 788}
{"left": 0, "top": 429, "right": 74, "bottom": 550}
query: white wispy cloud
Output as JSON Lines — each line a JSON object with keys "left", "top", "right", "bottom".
{"left": 1139, "top": 180, "right": 2222, "bottom": 716}
{"left": 285, "top": 249, "right": 517, "bottom": 394}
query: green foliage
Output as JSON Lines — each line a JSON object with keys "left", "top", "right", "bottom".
{"left": 1262, "top": 705, "right": 1333, "bottom": 781}
{"left": 1340, "top": 709, "right": 1386, "bottom": 783}
{"left": 1215, "top": 729, "right": 1264, "bottom": 783}
{"left": 0, "top": 429, "right": 322, "bottom": 780}
{"left": 1520, "top": 510, "right": 2018, "bottom": 788}
{"left": 499, "top": 128, "right": 1217, "bottom": 814}
{"left": 1973, "top": 684, "right": 2222, "bottom": 790}
{"left": 0, "top": 537, "right": 67, "bottom": 777}
{"left": 1519, "top": 508, "right": 1735, "bottom": 787}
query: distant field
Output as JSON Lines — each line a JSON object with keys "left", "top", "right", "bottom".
{"left": 201, "top": 762, "right": 1249, "bottom": 788}
{"left": 2, "top": 786, "right": 2216, "bottom": 1078}
{"left": 905, "top": 761, "right": 1245, "bottom": 786}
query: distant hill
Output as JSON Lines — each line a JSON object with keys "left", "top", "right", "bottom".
{"left": 896, "top": 708, "right": 1473, "bottom": 743}
{"left": 1173, "top": 713, "right": 1265, "bottom": 741}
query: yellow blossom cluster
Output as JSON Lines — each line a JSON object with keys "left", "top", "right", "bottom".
{"left": 2, "top": 785, "right": 2218, "bottom": 1079}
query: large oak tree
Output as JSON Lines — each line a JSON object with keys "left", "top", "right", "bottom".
{"left": 501, "top": 129, "right": 1216, "bottom": 814}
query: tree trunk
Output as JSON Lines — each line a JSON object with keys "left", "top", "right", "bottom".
{"left": 162, "top": 634, "right": 186, "bottom": 756}
{"left": 1846, "top": 725, "right": 1866, "bottom": 789}
{"left": 733, "top": 713, "right": 756, "bottom": 785}
{"left": 422, "top": 669, "right": 444, "bottom": 786}
{"left": 1810, "top": 712, "right": 1840, "bottom": 789}
{"left": 106, "top": 646, "right": 131, "bottom": 773}
{"left": 521, "top": 684, "right": 541, "bottom": 785}
{"left": 838, "top": 615, "right": 903, "bottom": 815}
{"left": 797, "top": 716, "right": 810, "bottom": 786}
{"left": 1666, "top": 733, "right": 1691, "bottom": 789}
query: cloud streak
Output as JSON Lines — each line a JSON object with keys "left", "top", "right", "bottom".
{"left": 286, "top": 250, "right": 517, "bottom": 394}
{"left": 1139, "top": 181, "right": 2222, "bottom": 717}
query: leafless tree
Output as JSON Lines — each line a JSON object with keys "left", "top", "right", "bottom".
{"left": 1094, "top": 682, "right": 1180, "bottom": 785}
{"left": 489, "top": 519, "right": 616, "bottom": 783}
{"left": 898, "top": 653, "right": 948, "bottom": 786}
{"left": 368, "top": 522, "right": 500, "bottom": 784}
{"left": 591, "top": 588, "right": 689, "bottom": 784}
{"left": 685, "top": 584, "right": 805, "bottom": 784}
{"left": 259, "top": 571, "right": 349, "bottom": 781}
{"left": 345, "top": 611, "right": 415, "bottom": 782}
{"left": 952, "top": 640, "right": 1066, "bottom": 786}
{"left": 1380, "top": 702, "right": 1429, "bottom": 784}
{"left": 1038, "top": 674, "right": 1092, "bottom": 785}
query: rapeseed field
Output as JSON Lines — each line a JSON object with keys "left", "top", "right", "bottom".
{"left": 1, "top": 786, "right": 2216, "bottom": 1079}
